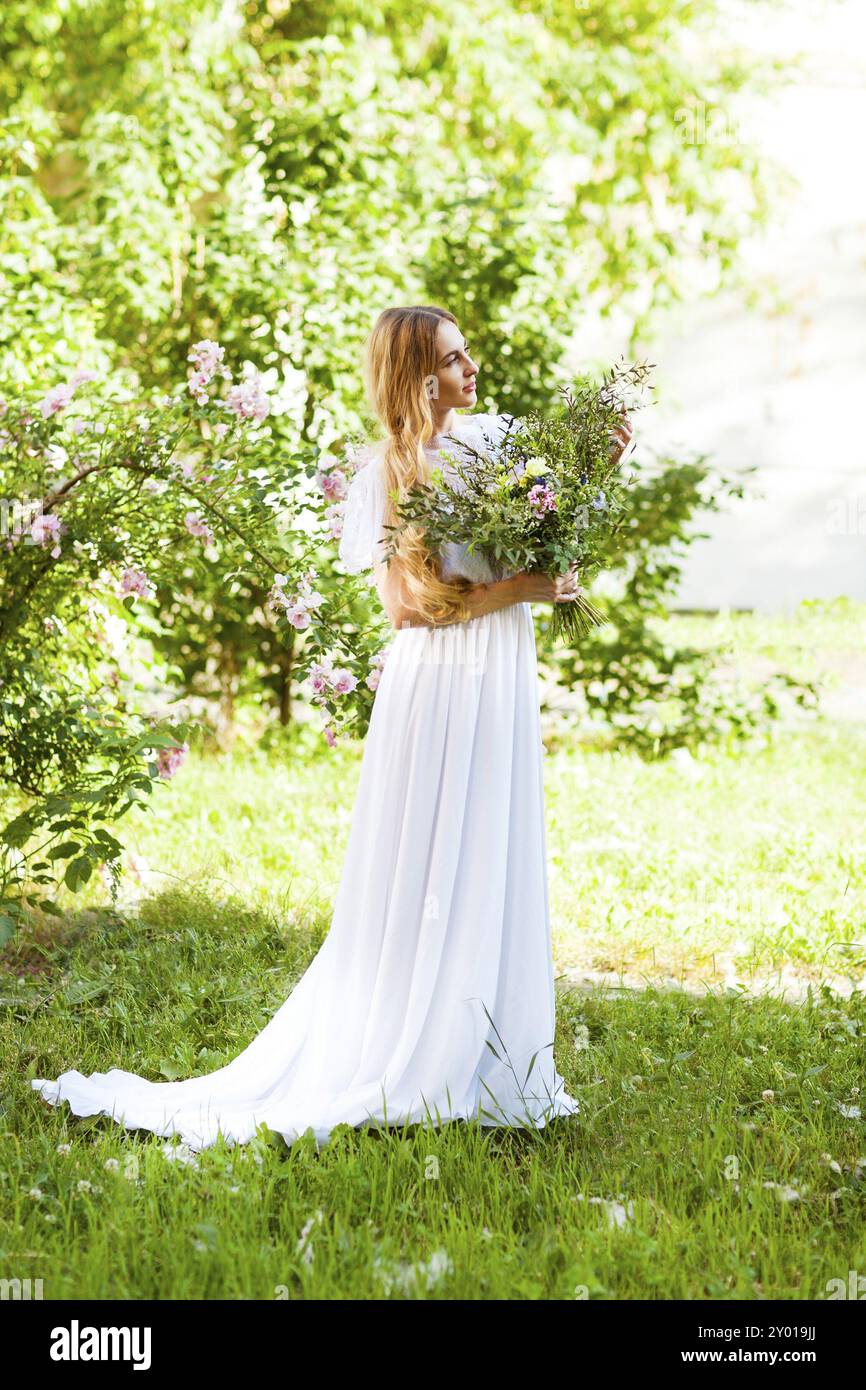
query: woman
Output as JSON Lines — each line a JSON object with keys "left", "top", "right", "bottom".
{"left": 31, "top": 305, "right": 632, "bottom": 1151}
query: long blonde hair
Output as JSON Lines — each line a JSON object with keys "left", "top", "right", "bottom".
{"left": 362, "top": 305, "right": 472, "bottom": 626}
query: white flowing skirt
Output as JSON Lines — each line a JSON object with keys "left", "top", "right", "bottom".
{"left": 31, "top": 602, "right": 580, "bottom": 1150}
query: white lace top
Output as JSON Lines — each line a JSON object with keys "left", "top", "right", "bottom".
{"left": 338, "top": 412, "right": 518, "bottom": 586}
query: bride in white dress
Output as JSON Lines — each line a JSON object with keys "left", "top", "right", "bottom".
{"left": 30, "top": 305, "right": 608, "bottom": 1151}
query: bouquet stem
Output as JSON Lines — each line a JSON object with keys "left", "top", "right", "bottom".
{"left": 550, "top": 591, "right": 608, "bottom": 646}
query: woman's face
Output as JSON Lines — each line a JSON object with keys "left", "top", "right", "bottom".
{"left": 428, "top": 320, "right": 478, "bottom": 410}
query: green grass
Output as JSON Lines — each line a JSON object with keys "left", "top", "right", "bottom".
{"left": 546, "top": 721, "right": 866, "bottom": 993}
{"left": 2, "top": 601, "right": 865, "bottom": 1299}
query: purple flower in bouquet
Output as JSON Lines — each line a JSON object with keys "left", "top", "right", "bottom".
{"left": 527, "top": 482, "right": 558, "bottom": 517}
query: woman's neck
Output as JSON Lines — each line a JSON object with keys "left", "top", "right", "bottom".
{"left": 429, "top": 407, "right": 463, "bottom": 441}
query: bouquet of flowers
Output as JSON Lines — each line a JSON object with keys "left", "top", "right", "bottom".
{"left": 383, "top": 359, "right": 655, "bottom": 643}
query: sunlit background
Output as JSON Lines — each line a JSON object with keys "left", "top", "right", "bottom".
{"left": 584, "top": 0, "right": 866, "bottom": 612}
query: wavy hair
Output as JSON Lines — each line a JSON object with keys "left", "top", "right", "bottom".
{"left": 362, "top": 305, "right": 472, "bottom": 626}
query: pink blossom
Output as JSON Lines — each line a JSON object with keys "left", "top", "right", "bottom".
{"left": 316, "top": 468, "right": 348, "bottom": 502}
{"left": 187, "top": 341, "right": 230, "bottom": 405}
{"left": 157, "top": 742, "right": 188, "bottom": 779}
{"left": 325, "top": 503, "right": 345, "bottom": 540}
{"left": 344, "top": 443, "right": 369, "bottom": 474}
{"left": 38, "top": 384, "right": 75, "bottom": 419}
{"left": 118, "top": 567, "right": 154, "bottom": 600}
{"left": 213, "top": 422, "right": 229, "bottom": 440}
{"left": 323, "top": 725, "right": 338, "bottom": 747}
{"left": 226, "top": 370, "right": 270, "bottom": 424}
{"left": 30, "top": 513, "right": 63, "bottom": 548}
{"left": 308, "top": 658, "right": 334, "bottom": 695}
{"left": 184, "top": 512, "right": 215, "bottom": 545}
{"left": 365, "top": 647, "right": 389, "bottom": 691}
{"left": 306, "top": 649, "right": 359, "bottom": 706}
{"left": 188, "top": 340, "right": 228, "bottom": 381}
{"left": 267, "top": 582, "right": 288, "bottom": 613}
{"left": 527, "top": 482, "right": 558, "bottom": 517}
{"left": 285, "top": 602, "right": 312, "bottom": 630}
{"left": 331, "top": 668, "right": 358, "bottom": 695}
{"left": 69, "top": 369, "right": 98, "bottom": 388}
{"left": 270, "top": 571, "right": 324, "bottom": 627}
{"left": 187, "top": 343, "right": 231, "bottom": 402}
{"left": 297, "top": 573, "right": 324, "bottom": 610}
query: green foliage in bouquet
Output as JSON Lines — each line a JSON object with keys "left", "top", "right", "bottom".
{"left": 538, "top": 454, "right": 820, "bottom": 757}
{"left": 382, "top": 361, "right": 654, "bottom": 643}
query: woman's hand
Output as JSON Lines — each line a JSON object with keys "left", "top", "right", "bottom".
{"left": 609, "top": 409, "right": 635, "bottom": 464}
{"left": 376, "top": 558, "right": 583, "bottom": 627}
{"left": 514, "top": 563, "right": 581, "bottom": 604}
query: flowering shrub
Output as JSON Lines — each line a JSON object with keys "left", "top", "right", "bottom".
{"left": 0, "top": 344, "right": 389, "bottom": 919}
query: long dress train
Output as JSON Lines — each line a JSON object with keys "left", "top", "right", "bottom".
{"left": 30, "top": 412, "right": 580, "bottom": 1150}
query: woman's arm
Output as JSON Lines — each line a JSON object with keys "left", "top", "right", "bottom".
{"left": 373, "top": 557, "right": 427, "bottom": 629}
{"left": 374, "top": 558, "right": 579, "bottom": 631}
{"left": 459, "top": 571, "right": 576, "bottom": 622}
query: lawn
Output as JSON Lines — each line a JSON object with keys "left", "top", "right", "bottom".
{"left": 2, "top": 601, "right": 864, "bottom": 1299}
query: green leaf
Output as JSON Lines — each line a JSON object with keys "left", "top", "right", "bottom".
{"left": 48, "top": 840, "right": 82, "bottom": 861}
{"left": 64, "top": 856, "right": 93, "bottom": 891}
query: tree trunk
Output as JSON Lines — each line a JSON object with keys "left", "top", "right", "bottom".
{"left": 215, "top": 644, "right": 238, "bottom": 751}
